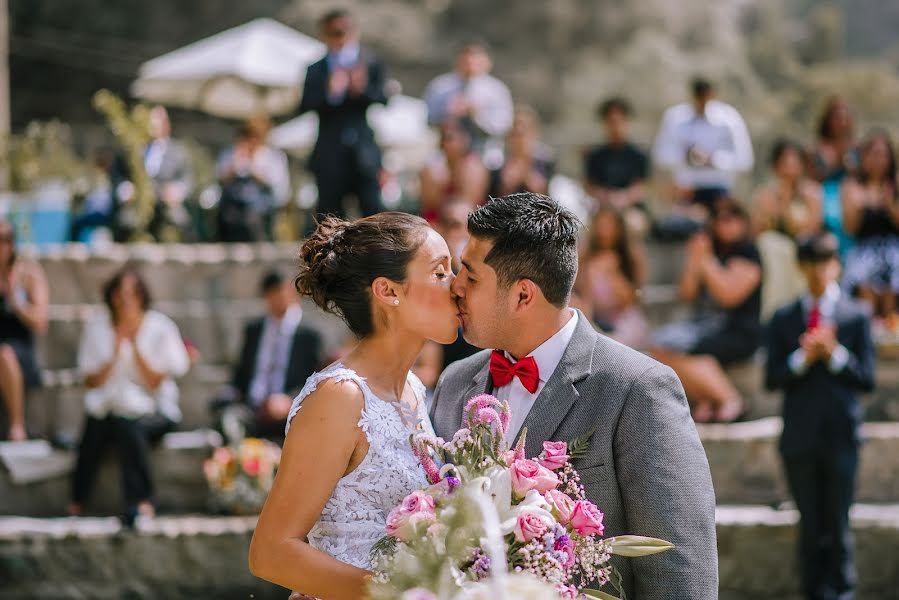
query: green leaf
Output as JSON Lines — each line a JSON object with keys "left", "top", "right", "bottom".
{"left": 569, "top": 430, "right": 595, "bottom": 460}
{"left": 606, "top": 535, "right": 674, "bottom": 557}
{"left": 582, "top": 590, "right": 621, "bottom": 600}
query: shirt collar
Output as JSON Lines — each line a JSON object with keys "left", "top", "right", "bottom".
{"left": 266, "top": 304, "right": 303, "bottom": 334}
{"left": 803, "top": 282, "right": 841, "bottom": 313}
{"left": 505, "top": 309, "right": 578, "bottom": 383}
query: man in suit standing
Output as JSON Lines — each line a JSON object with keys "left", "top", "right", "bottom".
{"left": 430, "top": 193, "right": 718, "bottom": 599}
{"left": 298, "top": 8, "right": 386, "bottom": 221}
{"left": 214, "top": 270, "right": 323, "bottom": 442}
{"left": 766, "top": 233, "right": 875, "bottom": 600}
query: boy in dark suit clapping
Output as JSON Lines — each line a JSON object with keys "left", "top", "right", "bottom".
{"left": 766, "top": 232, "right": 876, "bottom": 600}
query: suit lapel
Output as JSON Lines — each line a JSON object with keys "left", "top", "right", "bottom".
{"left": 514, "top": 312, "right": 596, "bottom": 458}
{"left": 459, "top": 360, "right": 492, "bottom": 419}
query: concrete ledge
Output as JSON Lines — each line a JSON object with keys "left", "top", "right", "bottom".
{"left": 717, "top": 504, "right": 899, "bottom": 599}
{"left": 699, "top": 418, "right": 899, "bottom": 505}
{"left": 0, "top": 515, "right": 286, "bottom": 599}
{"left": 0, "top": 430, "right": 222, "bottom": 516}
{"left": 2, "top": 507, "right": 898, "bottom": 599}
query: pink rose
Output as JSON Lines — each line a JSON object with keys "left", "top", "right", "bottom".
{"left": 385, "top": 505, "right": 436, "bottom": 541}
{"left": 242, "top": 457, "right": 260, "bottom": 477}
{"left": 501, "top": 450, "right": 517, "bottom": 466}
{"left": 513, "top": 510, "right": 551, "bottom": 543}
{"left": 538, "top": 441, "right": 570, "bottom": 471}
{"left": 569, "top": 500, "right": 605, "bottom": 537}
{"left": 545, "top": 489, "right": 575, "bottom": 524}
{"left": 400, "top": 490, "right": 436, "bottom": 516}
{"left": 510, "top": 459, "right": 560, "bottom": 498}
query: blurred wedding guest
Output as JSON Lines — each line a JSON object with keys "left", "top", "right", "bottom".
{"left": 841, "top": 130, "right": 899, "bottom": 321}
{"left": 488, "top": 105, "right": 553, "bottom": 197}
{"left": 216, "top": 115, "right": 290, "bottom": 242}
{"left": 298, "top": 8, "right": 386, "bottom": 221}
{"left": 419, "top": 121, "right": 488, "bottom": 224}
{"left": 212, "top": 271, "right": 322, "bottom": 443}
{"left": 0, "top": 219, "right": 48, "bottom": 441}
{"left": 584, "top": 97, "right": 650, "bottom": 234}
{"left": 752, "top": 139, "right": 823, "bottom": 320}
{"left": 652, "top": 198, "right": 762, "bottom": 422}
{"left": 424, "top": 40, "right": 513, "bottom": 149}
{"left": 69, "top": 267, "right": 190, "bottom": 525}
{"left": 811, "top": 97, "right": 859, "bottom": 254}
{"left": 810, "top": 97, "right": 858, "bottom": 185}
{"left": 109, "top": 106, "right": 194, "bottom": 242}
{"left": 765, "top": 233, "right": 874, "bottom": 600}
{"left": 653, "top": 78, "right": 753, "bottom": 214}
{"left": 574, "top": 207, "right": 649, "bottom": 350}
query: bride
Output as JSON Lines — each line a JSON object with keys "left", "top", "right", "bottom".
{"left": 249, "top": 212, "right": 461, "bottom": 599}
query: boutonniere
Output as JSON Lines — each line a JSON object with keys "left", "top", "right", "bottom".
{"left": 569, "top": 430, "right": 595, "bottom": 461}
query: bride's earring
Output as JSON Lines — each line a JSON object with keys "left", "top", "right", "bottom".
{"left": 393, "top": 299, "right": 400, "bottom": 306}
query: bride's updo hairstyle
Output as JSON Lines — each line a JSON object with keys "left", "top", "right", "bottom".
{"left": 296, "top": 213, "right": 431, "bottom": 338}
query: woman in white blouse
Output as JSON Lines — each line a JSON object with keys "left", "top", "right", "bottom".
{"left": 68, "top": 267, "right": 190, "bottom": 524}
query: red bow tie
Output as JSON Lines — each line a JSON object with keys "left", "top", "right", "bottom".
{"left": 490, "top": 350, "right": 540, "bottom": 394}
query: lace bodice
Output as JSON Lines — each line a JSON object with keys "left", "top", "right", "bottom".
{"left": 285, "top": 363, "right": 432, "bottom": 569}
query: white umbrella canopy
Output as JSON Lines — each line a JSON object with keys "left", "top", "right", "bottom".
{"left": 131, "top": 18, "right": 326, "bottom": 119}
{"left": 269, "top": 94, "right": 436, "bottom": 156}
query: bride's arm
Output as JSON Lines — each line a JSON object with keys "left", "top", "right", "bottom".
{"left": 249, "top": 380, "right": 370, "bottom": 599}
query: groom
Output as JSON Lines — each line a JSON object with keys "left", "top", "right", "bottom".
{"left": 430, "top": 193, "right": 718, "bottom": 599}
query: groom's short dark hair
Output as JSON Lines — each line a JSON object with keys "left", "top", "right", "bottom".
{"left": 467, "top": 193, "right": 580, "bottom": 307}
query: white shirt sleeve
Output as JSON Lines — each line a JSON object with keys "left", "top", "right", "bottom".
{"left": 788, "top": 348, "right": 809, "bottom": 376}
{"left": 139, "top": 312, "right": 190, "bottom": 378}
{"left": 77, "top": 313, "right": 114, "bottom": 378}
{"left": 652, "top": 106, "right": 687, "bottom": 171}
{"left": 828, "top": 344, "right": 850, "bottom": 374}
{"left": 710, "top": 106, "right": 754, "bottom": 174}
{"left": 472, "top": 78, "right": 514, "bottom": 137}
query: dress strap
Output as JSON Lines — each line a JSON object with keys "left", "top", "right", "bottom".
{"left": 285, "top": 363, "right": 373, "bottom": 436}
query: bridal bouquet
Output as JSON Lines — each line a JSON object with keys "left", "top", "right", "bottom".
{"left": 203, "top": 438, "right": 281, "bottom": 514}
{"left": 368, "top": 395, "right": 672, "bottom": 600}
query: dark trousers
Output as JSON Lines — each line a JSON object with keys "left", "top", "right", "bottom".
{"left": 72, "top": 414, "right": 174, "bottom": 510}
{"left": 782, "top": 447, "right": 859, "bottom": 600}
{"left": 313, "top": 157, "right": 381, "bottom": 221}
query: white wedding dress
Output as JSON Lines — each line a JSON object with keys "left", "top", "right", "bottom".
{"left": 284, "top": 362, "right": 432, "bottom": 569}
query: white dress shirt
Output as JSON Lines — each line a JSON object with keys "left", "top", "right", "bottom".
{"left": 424, "top": 71, "right": 514, "bottom": 138}
{"left": 652, "top": 99, "right": 754, "bottom": 189}
{"left": 788, "top": 282, "right": 850, "bottom": 375}
{"left": 248, "top": 304, "right": 303, "bottom": 407}
{"left": 77, "top": 310, "right": 191, "bottom": 423}
{"left": 493, "top": 310, "right": 579, "bottom": 440}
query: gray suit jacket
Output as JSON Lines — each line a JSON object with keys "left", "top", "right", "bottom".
{"left": 430, "top": 312, "right": 718, "bottom": 599}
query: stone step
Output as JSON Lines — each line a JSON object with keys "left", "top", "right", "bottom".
{"left": 0, "top": 430, "right": 222, "bottom": 517}
{"left": 717, "top": 504, "right": 899, "bottom": 599}
{"left": 25, "top": 241, "right": 685, "bottom": 307}
{"left": 699, "top": 418, "right": 899, "bottom": 505}
{"left": 0, "top": 514, "right": 286, "bottom": 599}
{"left": 25, "top": 364, "right": 231, "bottom": 438}
{"left": 23, "top": 242, "right": 300, "bottom": 305}
{"left": 37, "top": 297, "right": 349, "bottom": 369}
{"left": 1, "top": 506, "right": 897, "bottom": 599}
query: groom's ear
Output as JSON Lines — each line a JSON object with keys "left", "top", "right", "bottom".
{"left": 512, "top": 278, "right": 539, "bottom": 311}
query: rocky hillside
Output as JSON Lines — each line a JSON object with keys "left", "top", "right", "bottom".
{"left": 10, "top": 0, "right": 899, "bottom": 176}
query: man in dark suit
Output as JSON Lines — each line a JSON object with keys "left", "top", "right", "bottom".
{"left": 109, "top": 105, "right": 194, "bottom": 242}
{"left": 214, "top": 270, "right": 323, "bottom": 442}
{"left": 430, "top": 193, "right": 718, "bottom": 599}
{"left": 298, "top": 8, "right": 386, "bottom": 221}
{"left": 766, "top": 233, "right": 875, "bottom": 600}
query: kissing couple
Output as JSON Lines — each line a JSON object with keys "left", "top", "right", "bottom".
{"left": 250, "top": 193, "right": 719, "bottom": 599}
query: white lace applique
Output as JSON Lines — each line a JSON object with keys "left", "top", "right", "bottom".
{"left": 284, "top": 363, "right": 431, "bottom": 569}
